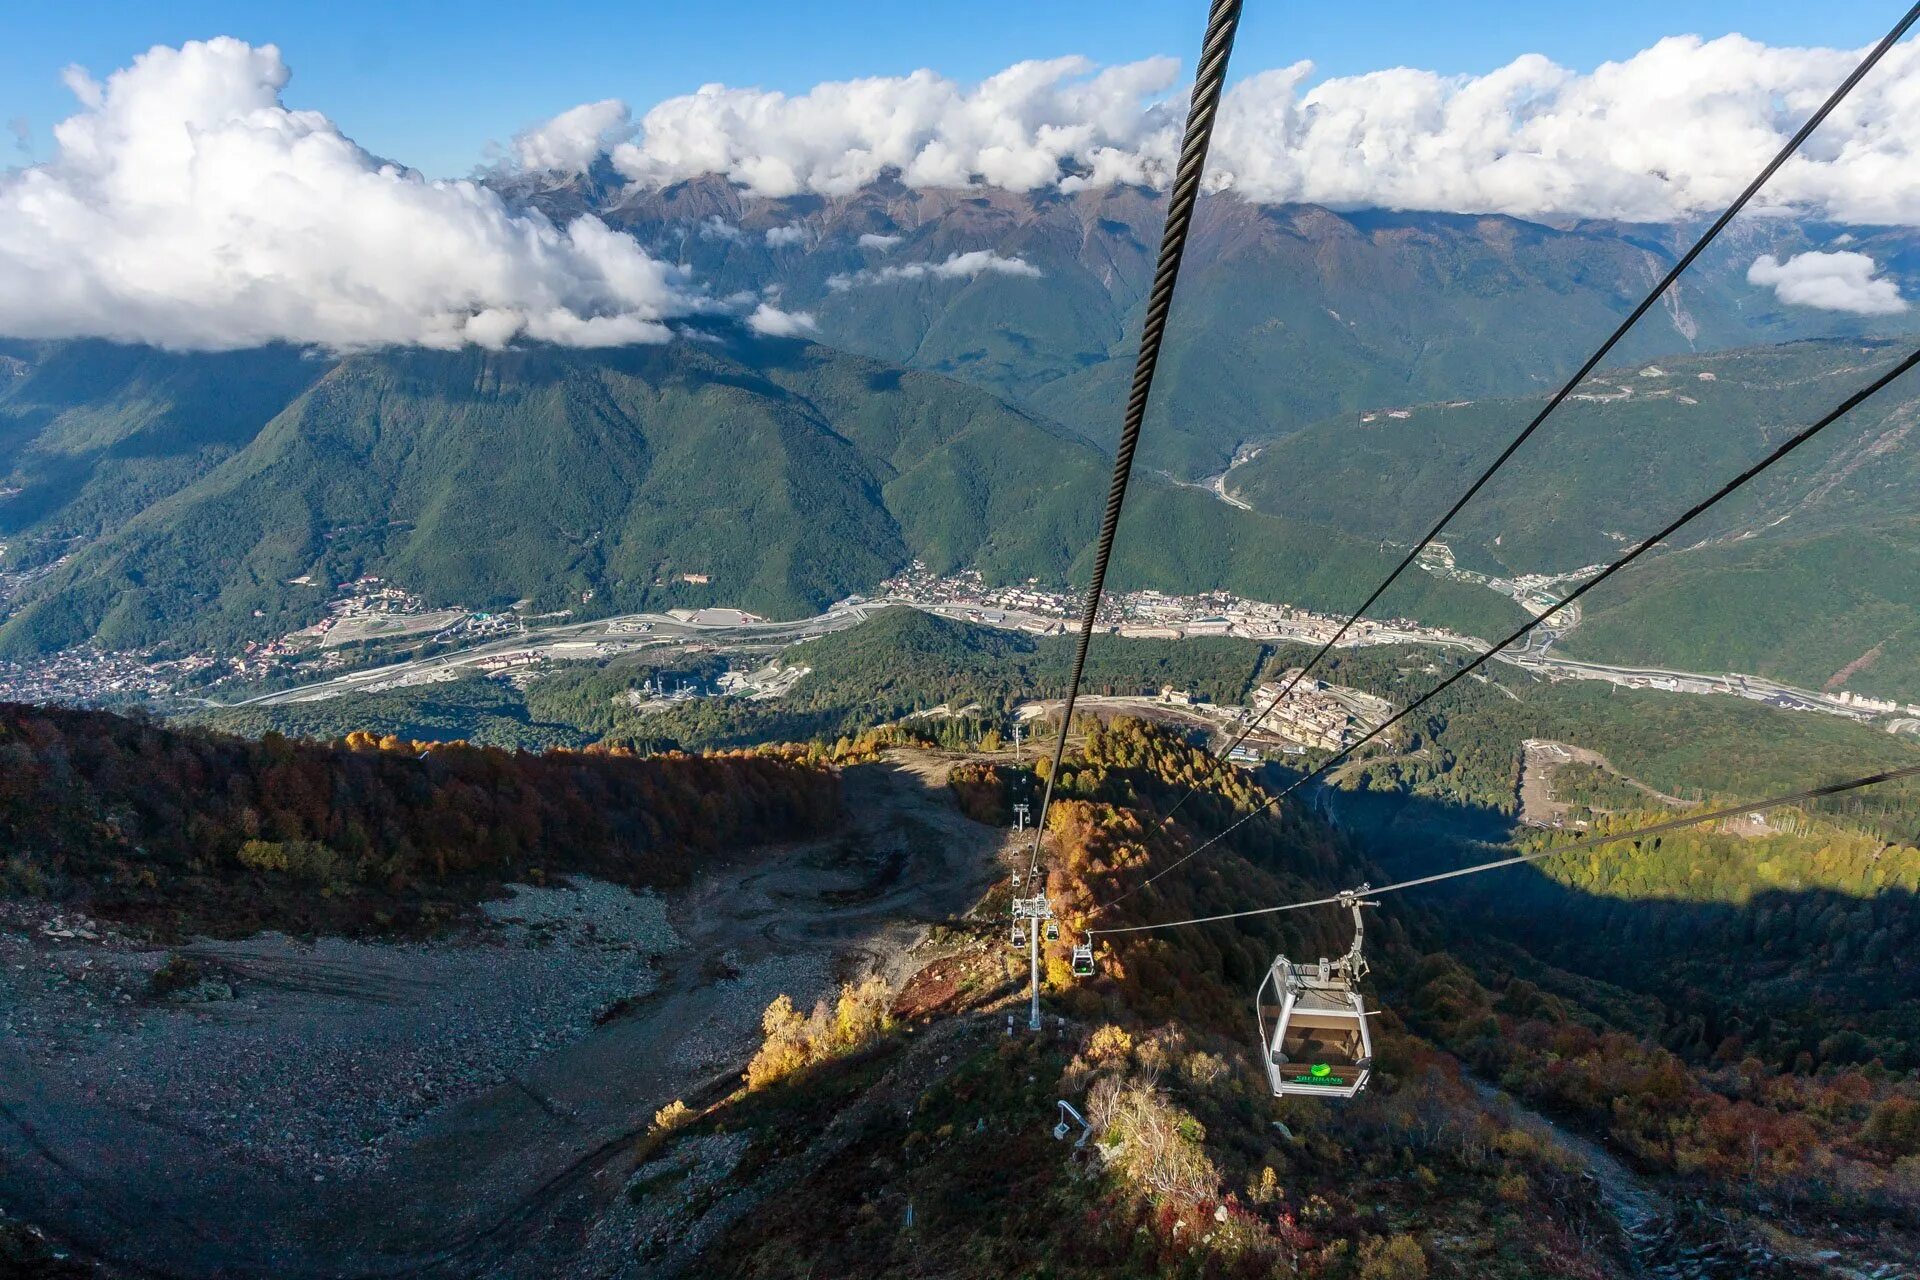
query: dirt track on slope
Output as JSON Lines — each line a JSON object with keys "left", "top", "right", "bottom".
{"left": 1517, "top": 740, "right": 1689, "bottom": 829}
{"left": 0, "top": 751, "right": 1009, "bottom": 1278}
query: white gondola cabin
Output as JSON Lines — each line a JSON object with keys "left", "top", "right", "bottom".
{"left": 1071, "top": 934, "right": 1095, "bottom": 978}
{"left": 1257, "top": 889, "right": 1376, "bottom": 1099}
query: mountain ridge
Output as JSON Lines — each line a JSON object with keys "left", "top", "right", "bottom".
{"left": 506, "top": 175, "right": 1920, "bottom": 476}
{"left": 0, "top": 334, "right": 1522, "bottom": 657}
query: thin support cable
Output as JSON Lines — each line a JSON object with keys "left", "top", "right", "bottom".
{"left": 1092, "top": 345, "right": 1920, "bottom": 916}
{"left": 1088, "top": 762, "right": 1920, "bottom": 937}
{"left": 1148, "top": 1, "right": 1920, "bottom": 834}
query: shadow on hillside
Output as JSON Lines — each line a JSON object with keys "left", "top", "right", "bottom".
{"left": 1314, "top": 783, "right": 1920, "bottom": 1070}
{"left": 1313, "top": 779, "right": 1517, "bottom": 850}
{"left": 0, "top": 748, "right": 999, "bottom": 1278}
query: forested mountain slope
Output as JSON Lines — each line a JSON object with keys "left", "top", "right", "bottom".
{"left": 636, "top": 718, "right": 1920, "bottom": 1277}
{"left": 515, "top": 176, "right": 1920, "bottom": 477}
{"left": 1564, "top": 515, "right": 1920, "bottom": 700}
{"left": 1230, "top": 338, "right": 1920, "bottom": 698}
{"left": 1233, "top": 339, "right": 1918, "bottom": 575}
{"left": 0, "top": 341, "right": 326, "bottom": 567}
{"left": 0, "top": 336, "right": 1517, "bottom": 656}
{"left": 0, "top": 698, "right": 838, "bottom": 937}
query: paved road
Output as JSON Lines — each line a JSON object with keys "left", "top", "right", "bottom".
{"left": 213, "top": 594, "right": 1894, "bottom": 729}
{"left": 1498, "top": 651, "right": 1888, "bottom": 721}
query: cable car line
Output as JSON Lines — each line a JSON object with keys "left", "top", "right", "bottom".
{"left": 1145, "top": 1, "right": 1920, "bottom": 835}
{"left": 1024, "top": 0, "right": 1246, "bottom": 889}
{"left": 1042, "top": 3, "right": 1920, "bottom": 1101}
{"left": 1011, "top": 1, "right": 1918, "bottom": 1096}
{"left": 1091, "top": 343, "right": 1920, "bottom": 917}
{"left": 1087, "top": 761, "right": 1920, "bottom": 938}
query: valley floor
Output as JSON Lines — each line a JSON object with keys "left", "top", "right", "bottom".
{"left": 0, "top": 751, "right": 1009, "bottom": 1277}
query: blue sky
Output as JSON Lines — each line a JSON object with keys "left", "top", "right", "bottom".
{"left": 2, "top": 0, "right": 1908, "bottom": 177}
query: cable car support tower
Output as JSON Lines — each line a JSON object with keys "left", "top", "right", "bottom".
{"left": 1011, "top": 893, "right": 1055, "bottom": 1030}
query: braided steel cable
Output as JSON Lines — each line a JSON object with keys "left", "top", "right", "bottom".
{"left": 1026, "top": 0, "right": 1245, "bottom": 885}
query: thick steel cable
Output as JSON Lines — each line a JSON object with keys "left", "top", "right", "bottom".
{"left": 1091, "top": 344, "right": 1920, "bottom": 916}
{"left": 1146, "top": 1, "right": 1920, "bottom": 835}
{"left": 1089, "top": 762, "right": 1920, "bottom": 936}
{"left": 1026, "top": 0, "right": 1245, "bottom": 885}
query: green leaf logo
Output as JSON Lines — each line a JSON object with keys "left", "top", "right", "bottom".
{"left": 1310, "top": 1063, "right": 1331, "bottom": 1078}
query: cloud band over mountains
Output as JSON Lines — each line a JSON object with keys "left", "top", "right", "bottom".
{"left": 0, "top": 40, "right": 716, "bottom": 352}
{"left": 589, "top": 37, "right": 1920, "bottom": 225}
{"left": 826, "top": 250, "right": 1041, "bottom": 291}
{"left": 2, "top": 34, "right": 1917, "bottom": 353}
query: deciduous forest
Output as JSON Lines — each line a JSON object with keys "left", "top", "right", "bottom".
{"left": 0, "top": 700, "right": 839, "bottom": 937}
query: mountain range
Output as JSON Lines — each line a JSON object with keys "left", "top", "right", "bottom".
{"left": 0, "top": 331, "right": 1515, "bottom": 656}
{"left": 3, "top": 181, "right": 1918, "bottom": 694}
{"left": 520, "top": 174, "right": 1920, "bottom": 477}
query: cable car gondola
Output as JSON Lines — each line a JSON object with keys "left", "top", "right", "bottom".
{"left": 1257, "top": 888, "right": 1376, "bottom": 1099}
{"left": 1071, "top": 934, "right": 1095, "bottom": 978}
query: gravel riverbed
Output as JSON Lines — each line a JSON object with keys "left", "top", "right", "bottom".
{"left": 0, "top": 880, "right": 679, "bottom": 1180}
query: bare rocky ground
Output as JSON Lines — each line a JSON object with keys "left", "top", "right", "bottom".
{"left": 1516, "top": 739, "right": 1692, "bottom": 829}
{"left": 0, "top": 751, "right": 1011, "bottom": 1278}
{"left": 2, "top": 882, "right": 677, "bottom": 1181}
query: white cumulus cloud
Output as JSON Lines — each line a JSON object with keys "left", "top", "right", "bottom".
{"left": 764, "top": 221, "right": 808, "bottom": 247}
{"left": 612, "top": 56, "right": 1183, "bottom": 197}
{"left": 511, "top": 98, "right": 632, "bottom": 174}
{"left": 0, "top": 40, "right": 711, "bottom": 351}
{"left": 593, "top": 37, "right": 1920, "bottom": 224}
{"left": 1747, "top": 251, "right": 1909, "bottom": 314}
{"left": 857, "top": 233, "right": 903, "bottom": 251}
{"left": 827, "top": 250, "right": 1041, "bottom": 291}
{"left": 746, "top": 302, "right": 817, "bottom": 336}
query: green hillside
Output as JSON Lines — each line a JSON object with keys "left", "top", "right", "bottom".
{"left": 0, "top": 337, "right": 1518, "bottom": 657}
{"left": 1562, "top": 517, "right": 1920, "bottom": 701}
{"left": 1232, "top": 339, "right": 1919, "bottom": 575}
{"left": 1227, "top": 339, "right": 1920, "bottom": 698}
{"left": 0, "top": 341, "right": 325, "bottom": 567}
{"left": 583, "top": 180, "right": 1920, "bottom": 478}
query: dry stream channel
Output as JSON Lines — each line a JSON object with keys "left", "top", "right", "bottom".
{"left": 0, "top": 754, "right": 1006, "bottom": 1277}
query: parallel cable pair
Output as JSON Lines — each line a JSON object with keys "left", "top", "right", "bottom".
{"left": 1146, "top": 1, "right": 1920, "bottom": 837}
{"left": 1091, "top": 344, "right": 1920, "bottom": 919}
